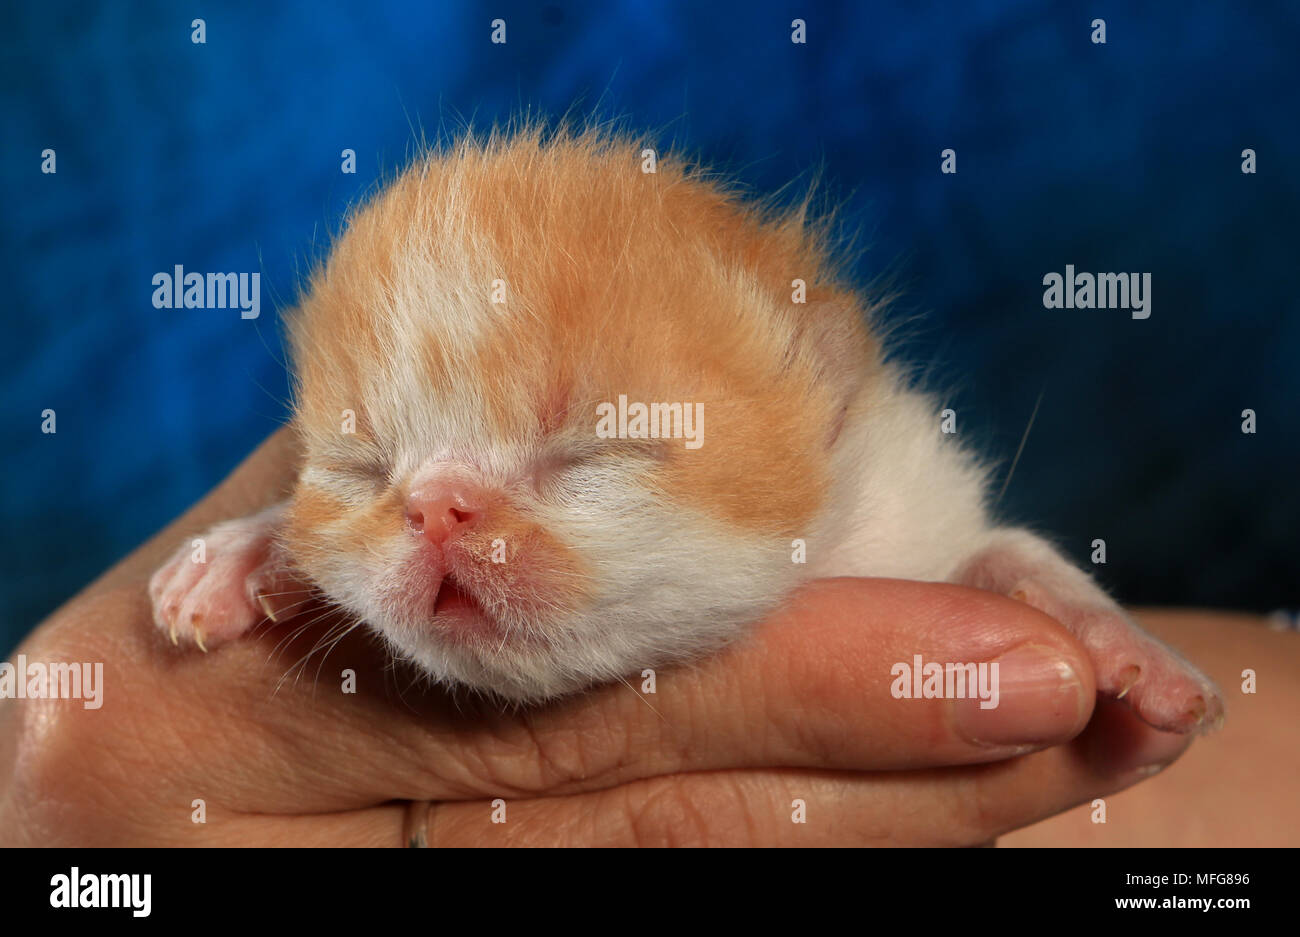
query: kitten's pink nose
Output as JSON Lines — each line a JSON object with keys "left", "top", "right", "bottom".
{"left": 405, "top": 482, "right": 483, "bottom": 547}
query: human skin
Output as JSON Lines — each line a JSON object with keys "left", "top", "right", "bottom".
{"left": 0, "top": 428, "right": 1209, "bottom": 847}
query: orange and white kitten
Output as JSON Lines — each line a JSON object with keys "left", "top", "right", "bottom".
{"left": 149, "top": 128, "right": 1222, "bottom": 730}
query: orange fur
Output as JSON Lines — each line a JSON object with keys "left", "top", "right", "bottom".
{"left": 288, "top": 127, "right": 878, "bottom": 539}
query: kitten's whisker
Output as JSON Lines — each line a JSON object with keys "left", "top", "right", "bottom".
{"left": 996, "top": 388, "right": 1045, "bottom": 505}
{"left": 310, "top": 620, "right": 365, "bottom": 688}
{"left": 265, "top": 604, "right": 349, "bottom": 675}
{"left": 613, "top": 673, "right": 669, "bottom": 725}
{"left": 283, "top": 610, "right": 357, "bottom": 689}
{"left": 254, "top": 588, "right": 315, "bottom": 599}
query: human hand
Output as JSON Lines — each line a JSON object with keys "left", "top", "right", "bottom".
{"left": 0, "top": 429, "right": 1194, "bottom": 846}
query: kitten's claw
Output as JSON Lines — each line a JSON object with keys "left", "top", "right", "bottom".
{"left": 257, "top": 592, "right": 279, "bottom": 623}
{"left": 1115, "top": 665, "right": 1141, "bottom": 699}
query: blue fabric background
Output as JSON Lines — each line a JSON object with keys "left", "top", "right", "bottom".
{"left": 3, "top": 1, "right": 1297, "bottom": 656}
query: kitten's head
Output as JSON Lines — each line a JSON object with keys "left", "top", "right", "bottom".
{"left": 283, "top": 129, "right": 877, "bottom": 701}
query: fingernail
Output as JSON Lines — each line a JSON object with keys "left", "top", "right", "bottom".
{"left": 955, "top": 643, "right": 1086, "bottom": 748}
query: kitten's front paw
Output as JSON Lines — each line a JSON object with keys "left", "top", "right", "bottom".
{"left": 148, "top": 505, "right": 290, "bottom": 651}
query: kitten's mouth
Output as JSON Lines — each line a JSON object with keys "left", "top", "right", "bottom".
{"left": 426, "top": 575, "right": 551, "bottom": 653}
{"left": 429, "top": 577, "right": 506, "bottom": 643}
{"left": 432, "top": 576, "right": 483, "bottom": 619}
{"left": 433, "top": 578, "right": 481, "bottom": 616}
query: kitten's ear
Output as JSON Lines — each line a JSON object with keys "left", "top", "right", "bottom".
{"left": 788, "top": 298, "right": 873, "bottom": 447}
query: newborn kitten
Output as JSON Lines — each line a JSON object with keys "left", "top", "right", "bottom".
{"left": 149, "top": 128, "right": 1222, "bottom": 731}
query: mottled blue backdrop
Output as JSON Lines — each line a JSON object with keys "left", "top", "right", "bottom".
{"left": 2, "top": 1, "right": 1297, "bottom": 655}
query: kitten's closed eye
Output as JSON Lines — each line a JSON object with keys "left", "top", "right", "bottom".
{"left": 345, "top": 455, "right": 391, "bottom": 481}
{"left": 303, "top": 449, "right": 391, "bottom": 494}
{"left": 531, "top": 452, "right": 586, "bottom": 497}
{"left": 531, "top": 438, "right": 668, "bottom": 497}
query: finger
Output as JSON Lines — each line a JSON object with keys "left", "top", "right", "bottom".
{"left": 159, "top": 700, "right": 1193, "bottom": 847}
{"left": 381, "top": 707, "right": 1192, "bottom": 847}
{"left": 198, "top": 806, "right": 407, "bottom": 848}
